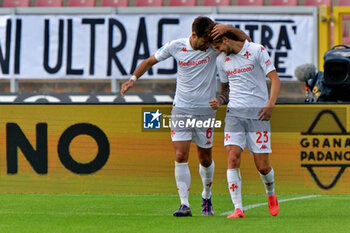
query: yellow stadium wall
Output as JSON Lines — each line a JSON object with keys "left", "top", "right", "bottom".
{"left": 0, "top": 104, "right": 349, "bottom": 195}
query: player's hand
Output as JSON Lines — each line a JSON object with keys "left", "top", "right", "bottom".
{"left": 211, "top": 24, "right": 229, "bottom": 40}
{"left": 209, "top": 98, "right": 220, "bottom": 110}
{"left": 120, "top": 80, "right": 134, "bottom": 97}
{"left": 257, "top": 105, "right": 274, "bottom": 121}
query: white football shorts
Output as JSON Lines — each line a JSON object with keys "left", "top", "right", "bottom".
{"left": 224, "top": 115, "right": 272, "bottom": 154}
{"left": 170, "top": 111, "right": 216, "bottom": 149}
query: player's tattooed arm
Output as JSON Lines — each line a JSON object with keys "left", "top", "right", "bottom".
{"left": 209, "top": 82, "right": 229, "bottom": 110}
{"left": 217, "top": 82, "right": 229, "bottom": 105}
{"left": 211, "top": 24, "right": 252, "bottom": 42}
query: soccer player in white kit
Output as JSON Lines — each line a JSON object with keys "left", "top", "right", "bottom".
{"left": 121, "top": 17, "right": 250, "bottom": 217}
{"left": 210, "top": 35, "right": 281, "bottom": 218}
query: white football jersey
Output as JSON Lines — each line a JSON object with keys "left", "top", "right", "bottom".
{"left": 155, "top": 37, "right": 217, "bottom": 114}
{"left": 216, "top": 40, "right": 275, "bottom": 119}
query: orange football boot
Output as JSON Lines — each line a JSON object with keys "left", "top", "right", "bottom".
{"left": 227, "top": 208, "right": 245, "bottom": 218}
{"left": 267, "top": 194, "right": 279, "bottom": 216}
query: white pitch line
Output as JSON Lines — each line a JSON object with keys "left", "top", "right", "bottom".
{"left": 220, "top": 195, "right": 321, "bottom": 216}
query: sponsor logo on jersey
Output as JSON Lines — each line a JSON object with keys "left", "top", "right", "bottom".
{"left": 225, "top": 57, "right": 231, "bottom": 62}
{"left": 226, "top": 64, "right": 255, "bottom": 76}
{"left": 178, "top": 56, "right": 210, "bottom": 66}
{"left": 181, "top": 47, "right": 187, "bottom": 52}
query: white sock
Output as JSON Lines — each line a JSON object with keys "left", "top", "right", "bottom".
{"left": 227, "top": 168, "right": 243, "bottom": 210}
{"left": 259, "top": 168, "right": 275, "bottom": 197}
{"left": 175, "top": 161, "right": 191, "bottom": 207}
{"left": 199, "top": 161, "right": 215, "bottom": 199}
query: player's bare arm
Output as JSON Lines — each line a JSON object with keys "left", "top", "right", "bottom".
{"left": 211, "top": 24, "right": 252, "bottom": 42}
{"left": 120, "top": 55, "right": 158, "bottom": 96}
{"left": 258, "top": 70, "right": 281, "bottom": 121}
{"left": 209, "top": 82, "right": 229, "bottom": 110}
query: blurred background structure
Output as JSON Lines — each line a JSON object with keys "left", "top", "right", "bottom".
{"left": 0, "top": 0, "right": 348, "bottom": 103}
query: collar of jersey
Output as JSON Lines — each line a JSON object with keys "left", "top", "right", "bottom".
{"left": 186, "top": 37, "right": 195, "bottom": 51}
{"left": 238, "top": 40, "right": 250, "bottom": 56}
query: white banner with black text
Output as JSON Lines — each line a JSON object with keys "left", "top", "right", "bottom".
{"left": 0, "top": 14, "right": 313, "bottom": 80}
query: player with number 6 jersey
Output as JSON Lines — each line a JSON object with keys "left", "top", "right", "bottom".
{"left": 209, "top": 34, "right": 281, "bottom": 218}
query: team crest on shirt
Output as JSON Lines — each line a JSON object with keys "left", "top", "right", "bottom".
{"left": 157, "top": 41, "right": 172, "bottom": 54}
{"left": 244, "top": 51, "right": 251, "bottom": 59}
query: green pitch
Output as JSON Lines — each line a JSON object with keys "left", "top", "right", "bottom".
{"left": 0, "top": 193, "right": 349, "bottom": 233}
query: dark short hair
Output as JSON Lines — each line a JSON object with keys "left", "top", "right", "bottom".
{"left": 192, "top": 16, "right": 215, "bottom": 41}
{"left": 212, "top": 29, "right": 239, "bottom": 44}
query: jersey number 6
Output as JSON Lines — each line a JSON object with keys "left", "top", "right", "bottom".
{"left": 206, "top": 128, "right": 213, "bottom": 139}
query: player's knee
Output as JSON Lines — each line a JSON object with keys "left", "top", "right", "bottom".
{"left": 197, "top": 147, "right": 212, "bottom": 167}
{"left": 227, "top": 151, "right": 240, "bottom": 168}
{"left": 227, "top": 148, "right": 240, "bottom": 159}
{"left": 198, "top": 153, "right": 212, "bottom": 167}
{"left": 198, "top": 157, "right": 212, "bottom": 167}
{"left": 256, "top": 165, "right": 271, "bottom": 175}
{"left": 228, "top": 156, "right": 240, "bottom": 168}
{"left": 175, "top": 151, "right": 189, "bottom": 162}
